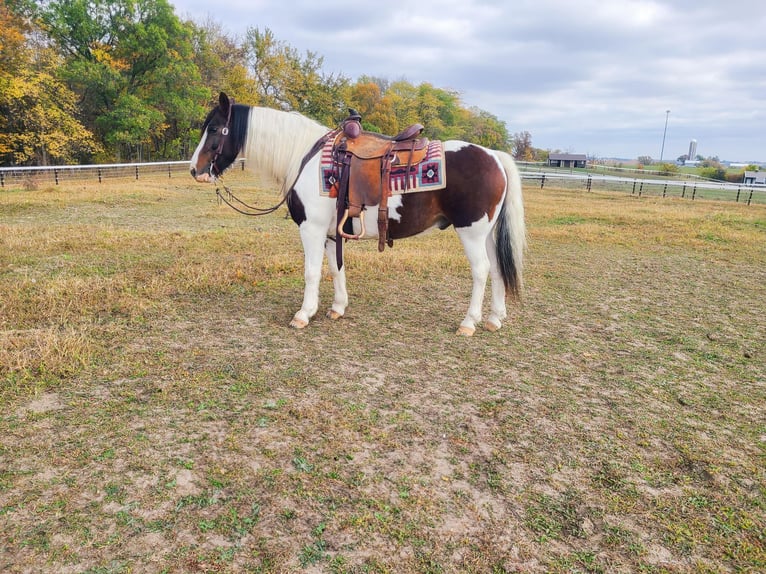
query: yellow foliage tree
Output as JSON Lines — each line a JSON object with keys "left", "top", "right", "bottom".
{"left": 0, "top": 6, "right": 100, "bottom": 165}
{"left": 0, "top": 69, "right": 101, "bottom": 165}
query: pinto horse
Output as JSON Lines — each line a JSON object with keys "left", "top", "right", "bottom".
{"left": 190, "top": 92, "right": 526, "bottom": 335}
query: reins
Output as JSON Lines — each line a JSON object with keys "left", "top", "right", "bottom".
{"left": 215, "top": 181, "right": 287, "bottom": 216}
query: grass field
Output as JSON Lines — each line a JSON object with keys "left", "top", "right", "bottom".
{"left": 1, "top": 171, "right": 764, "bottom": 573}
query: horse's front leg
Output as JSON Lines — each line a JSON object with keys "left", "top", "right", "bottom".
{"left": 290, "top": 222, "right": 328, "bottom": 329}
{"left": 324, "top": 238, "right": 348, "bottom": 320}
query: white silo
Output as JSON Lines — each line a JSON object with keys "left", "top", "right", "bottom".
{"left": 688, "top": 139, "right": 697, "bottom": 161}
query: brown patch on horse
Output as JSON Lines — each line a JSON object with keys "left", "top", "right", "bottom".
{"left": 390, "top": 145, "right": 505, "bottom": 239}
{"left": 440, "top": 145, "right": 506, "bottom": 227}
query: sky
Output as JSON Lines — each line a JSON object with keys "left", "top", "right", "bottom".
{"left": 170, "top": 0, "right": 766, "bottom": 163}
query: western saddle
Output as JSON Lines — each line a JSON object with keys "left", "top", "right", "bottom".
{"left": 332, "top": 110, "right": 429, "bottom": 258}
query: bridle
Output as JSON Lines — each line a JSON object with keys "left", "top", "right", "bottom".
{"left": 205, "top": 96, "right": 279, "bottom": 215}
{"left": 210, "top": 97, "right": 234, "bottom": 177}
{"left": 205, "top": 96, "right": 289, "bottom": 217}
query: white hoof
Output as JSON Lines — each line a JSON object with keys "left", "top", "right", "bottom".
{"left": 456, "top": 325, "right": 475, "bottom": 337}
{"left": 289, "top": 317, "right": 308, "bottom": 329}
{"left": 326, "top": 309, "right": 343, "bottom": 320}
{"left": 484, "top": 320, "right": 501, "bottom": 332}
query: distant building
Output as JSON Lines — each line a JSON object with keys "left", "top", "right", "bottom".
{"left": 548, "top": 153, "right": 587, "bottom": 168}
{"left": 743, "top": 171, "right": 766, "bottom": 186}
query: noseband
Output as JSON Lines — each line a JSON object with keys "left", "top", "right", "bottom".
{"left": 210, "top": 97, "right": 234, "bottom": 177}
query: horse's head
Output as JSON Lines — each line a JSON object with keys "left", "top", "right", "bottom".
{"left": 190, "top": 92, "right": 242, "bottom": 183}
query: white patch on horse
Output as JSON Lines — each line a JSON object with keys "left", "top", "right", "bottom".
{"left": 190, "top": 131, "right": 207, "bottom": 174}
{"left": 488, "top": 150, "right": 508, "bottom": 187}
{"left": 444, "top": 140, "right": 471, "bottom": 152}
{"left": 387, "top": 195, "right": 404, "bottom": 222}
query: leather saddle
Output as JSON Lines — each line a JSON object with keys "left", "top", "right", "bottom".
{"left": 332, "top": 110, "right": 429, "bottom": 255}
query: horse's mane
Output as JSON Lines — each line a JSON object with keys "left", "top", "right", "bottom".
{"left": 243, "top": 107, "right": 330, "bottom": 195}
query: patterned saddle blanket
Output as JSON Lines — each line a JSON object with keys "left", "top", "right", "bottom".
{"left": 319, "top": 134, "right": 446, "bottom": 198}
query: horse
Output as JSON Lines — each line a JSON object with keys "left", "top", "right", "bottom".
{"left": 190, "top": 92, "right": 526, "bottom": 336}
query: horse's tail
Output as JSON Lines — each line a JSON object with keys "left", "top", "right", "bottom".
{"left": 494, "top": 150, "right": 527, "bottom": 299}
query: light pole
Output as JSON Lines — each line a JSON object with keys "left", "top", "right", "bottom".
{"left": 659, "top": 110, "right": 670, "bottom": 163}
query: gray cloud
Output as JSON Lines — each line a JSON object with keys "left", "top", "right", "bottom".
{"left": 174, "top": 0, "right": 766, "bottom": 161}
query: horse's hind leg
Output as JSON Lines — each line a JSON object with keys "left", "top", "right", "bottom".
{"left": 324, "top": 238, "right": 348, "bottom": 320}
{"left": 455, "top": 225, "right": 491, "bottom": 336}
{"left": 485, "top": 232, "right": 507, "bottom": 332}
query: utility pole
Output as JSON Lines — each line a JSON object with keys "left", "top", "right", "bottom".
{"left": 659, "top": 110, "right": 670, "bottom": 163}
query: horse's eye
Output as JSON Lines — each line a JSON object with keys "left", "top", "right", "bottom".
{"left": 208, "top": 126, "right": 218, "bottom": 134}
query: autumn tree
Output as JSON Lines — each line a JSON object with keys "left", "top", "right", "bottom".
{"left": 0, "top": 3, "right": 99, "bottom": 165}
{"left": 2, "top": 8, "right": 522, "bottom": 165}
{"left": 347, "top": 79, "right": 397, "bottom": 134}
{"left": 511, "top": 131, "right": 534, "bottom": 161}
{"left": 387, "top": 80, "right": 420, "bottom": 129}
{"left": 459, "top": 107, "right": 509, "bottom": 150}
{"left": 414, "top": 83, "right": 462, "bottom": 139}
{"left": 189, "top": 18, "right": 257, "bottom": 106}
{"left": 345, "top": 78, "right": 511, "bottom": 149}
{"left": 39, "top": 0, "right": 207, "bottom": 160}
{"left": 243, "top": 27, "right": 348, "bottom": 126}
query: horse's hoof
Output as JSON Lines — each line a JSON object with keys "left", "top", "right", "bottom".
{"left": 456, "top": 326, "right": 475, "bottom": 337}
{"left": 484, "top": 320, "right": 501, "bottom": 332}
{"left": 289, "top": 317, "right": 308, "bottom": 329}
{"left": 326, "top": 310, "right": 343, "bottom": 320}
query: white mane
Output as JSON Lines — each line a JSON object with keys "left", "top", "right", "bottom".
{"left": 243, "top": 107, "right": 330, "bottom": 195}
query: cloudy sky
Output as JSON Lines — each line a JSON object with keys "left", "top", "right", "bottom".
{"left": 171, "top": 0, "right": 765, "bottom": 162}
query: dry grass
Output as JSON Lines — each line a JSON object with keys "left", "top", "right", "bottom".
{"left": 1, "top": 171, "right": 765, "bottom": 573}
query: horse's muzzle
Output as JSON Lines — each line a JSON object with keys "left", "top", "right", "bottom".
{"left": 190, "top": 165, "right": 214, "bottom": 183}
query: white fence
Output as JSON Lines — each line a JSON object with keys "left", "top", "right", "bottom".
{"left": 0, "top": 161, "right": 194, "bottom": 187}
{"left": 520, "top": 171, "right": 762, "bottom": 204}
{"left": 1, "top": 160, "right": 762, "bottom": 205}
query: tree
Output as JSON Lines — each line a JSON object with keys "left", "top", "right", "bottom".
{"left": 347, "top": 80, "right": 397, "bottom": 134}
{"left": 415, "top": 83, "right": 462, "bottom": 139}
{"left": 189, "top": 18, "right": 256, "bottom": 105}
{"left": 637, "top": 155, "right": 653, "bottom": 166}
{"left": 658, "top": 162, "right": 678, "bottom": 176}
{"left": 40, "top": 0, "right": 208, "bottom": 160}
{"left": 700, "top": 165, "right": 726, "bottom": 181}
{"left": 0, "top": 3, "right": 99, "bottom": 165}
{"left": 0, "top": 62, "right": 101, "bottom": 165}
{"left": 0, "top": 2, "right": 29, "bottom": 74}
{"left": 243, "top": 27, "right": 348, "bottom": 126}
{"left": 511, "top": 131, "right": 534, "bottom": 160}
{"left": 456, "top": 107, "right": 508, "bottom": 150}
{"left": 701, "top": 156, "right": 721, "bottom": 168}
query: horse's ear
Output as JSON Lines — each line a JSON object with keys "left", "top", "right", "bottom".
{"left": 219, "top": 92, "right": 230, "bottom": 113}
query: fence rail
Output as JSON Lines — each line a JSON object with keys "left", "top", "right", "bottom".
{"left": 1, "top": 160, "right": 763, "bottom": 205}
{"left": 0, "top": 161, "right": 190, "bottom": 187}
{"left": 522, "top": 171, "right": 763, "bottom": 204}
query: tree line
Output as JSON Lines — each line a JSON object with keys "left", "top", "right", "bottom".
{"left": 0, "top": 0, "right": 541, "bottom": 166}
